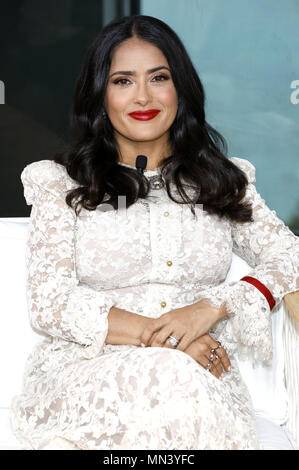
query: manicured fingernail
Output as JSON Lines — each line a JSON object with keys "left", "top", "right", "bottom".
{"left": 227, "top": 366, "right": 231, "bottom": 371}
{"left": 141, "top": 343, "right": 146, "bottom": 348}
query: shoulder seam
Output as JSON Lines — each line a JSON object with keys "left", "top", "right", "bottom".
{"left": 20, "top": 160, "right": 78, "bottom": 206}
{"left": 229, "top": 157, "right": 256, "bottom": 183}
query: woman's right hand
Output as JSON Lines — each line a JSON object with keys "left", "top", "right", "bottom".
{"left": 183, "top": 334, "right": 231, "bottom": 380}
{"left": 140, "top": 324, "right": 231, "bottom": 381}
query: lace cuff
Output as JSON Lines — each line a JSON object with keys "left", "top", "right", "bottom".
{"left": 62, "top": 285, "right": 115, "bottom": 359}
{"left": 28, "top": 280, "right": 115, "bottom": 360}
{"left": 198, "top": 280, "right": 273, "bottom": 365}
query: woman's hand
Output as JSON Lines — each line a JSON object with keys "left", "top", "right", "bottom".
{"left": 183, "top": 334, "right": 231, "bottom": 380}
{"left": 140, "top": 299, "right": 227, "bottom": 352}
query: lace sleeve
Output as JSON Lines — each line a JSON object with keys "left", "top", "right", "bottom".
{"left": 198, "top": 157, "right": 299, "bottom": 365}
{"left": 21, "top": 160, "right": 115, "bottom": 359}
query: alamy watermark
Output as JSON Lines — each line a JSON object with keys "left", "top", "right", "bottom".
{"left": 97, "top": 196, "right": 204, "bottom": 217}
{"left": 97, "top": 196, "right": 205, "bottom": 235}
{"left": 0, "top": 80, "right": 4, "bottom": 104}
{"left": 290, "top": 80, "right": 299, "bottom": 104}
{"left": 1, "top": 80, "right": 298, "bottom": 105}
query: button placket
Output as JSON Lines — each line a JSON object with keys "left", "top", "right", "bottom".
{"left": 147, "top": 201, "right": 182, "bottom": 313}
{"left": 159, "top": 204, "right": 180, "bottom": 311}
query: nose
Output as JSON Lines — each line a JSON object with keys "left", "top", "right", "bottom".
{"left": 134, "top": 80, "right": 152, "bottom": 106}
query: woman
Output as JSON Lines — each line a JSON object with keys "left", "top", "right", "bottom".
{"left": 10, "top": 15, "right": 299, "bottom": 450}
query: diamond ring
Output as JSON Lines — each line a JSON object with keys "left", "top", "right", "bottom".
{"left": 168, "top": 335, "right": 179, "bottom": 347}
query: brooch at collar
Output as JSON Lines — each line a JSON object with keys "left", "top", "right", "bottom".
{"left": 147, "top": 174, "right": 165, "bottom": 190}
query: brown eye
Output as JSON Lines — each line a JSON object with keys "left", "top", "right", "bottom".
{"left": 113, "top": 78, "right": 130, "bottom": 86}
{"left": 153, "top": 74, "right": 169, "bottom": 82}
{"left": 113, "top": 75, "right": 170, "bottom": 86}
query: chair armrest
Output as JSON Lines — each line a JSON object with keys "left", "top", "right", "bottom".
{"left": 283, "top": 298, "right": 299, "bottom": 447}
{"left": 284, "top": 291, "right": 299, "bottom": 328}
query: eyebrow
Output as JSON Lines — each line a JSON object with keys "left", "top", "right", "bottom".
{"left": 109, "top": 65, "right": 170, "bottom": 78}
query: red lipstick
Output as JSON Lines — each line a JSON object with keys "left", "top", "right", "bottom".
{"left": 128, "top": 109, "right": 160, "bottom": 121}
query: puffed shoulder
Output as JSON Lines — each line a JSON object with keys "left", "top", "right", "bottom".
{"left": 20, "top": 159, "right": 80, "bottom": 206}
{"left": 228, "top": 157, "right": 256, "bottom": 184}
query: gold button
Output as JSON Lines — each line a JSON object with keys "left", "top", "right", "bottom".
{"left": 166, "top": 260, "right": 172, "bottom": 266}
{"left": 164, "top": 211, "right": 169, "bottom": 217}
{"left": 161, "top": 301, "right": 167, "bottom": 308}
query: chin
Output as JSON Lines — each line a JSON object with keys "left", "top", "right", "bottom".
{"left": 128, "top": 128, "right": 161, "bottom": 136}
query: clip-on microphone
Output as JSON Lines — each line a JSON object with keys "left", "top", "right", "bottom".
{"left": 135, "top": 155, "right": 147, "bottom": 175}
{"left": 135, "top": 154, "right": 164, "bottom": 190}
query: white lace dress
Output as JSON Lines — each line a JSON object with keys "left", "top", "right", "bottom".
{"left": 10, "top": 157, "right": 299, "bottom": 450}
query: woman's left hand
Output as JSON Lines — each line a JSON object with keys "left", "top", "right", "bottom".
{"left": 140, "top": 299, "right": 227, "bottom": 352}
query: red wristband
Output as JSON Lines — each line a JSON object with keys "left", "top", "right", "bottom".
{"left": 240, "top": 276, "right": 276, "bottom": 311}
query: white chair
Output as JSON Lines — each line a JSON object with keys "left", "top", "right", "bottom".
{"left": 0, "top": 217, "right": 298, "bottom": 450}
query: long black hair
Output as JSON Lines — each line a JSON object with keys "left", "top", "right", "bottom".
{"left": 54, "top": 14, "right": 253, "bottom": 223}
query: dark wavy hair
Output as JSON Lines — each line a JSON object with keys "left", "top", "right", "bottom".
{"left": 54, "top": 14, "right": 253, "bottom": 223}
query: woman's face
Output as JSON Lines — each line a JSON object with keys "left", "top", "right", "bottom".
{"left": 104, "top": 37, "right": 178, "bottom": 143}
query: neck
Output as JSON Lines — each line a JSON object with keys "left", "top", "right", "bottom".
{"left": 118, "top": 157, "right": 164, "bottom": 171}
{"left": 115, "top": 133, "right": 172, "bottom": 171}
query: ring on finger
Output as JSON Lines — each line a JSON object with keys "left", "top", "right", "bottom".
{"left": 211, "top": 348, "right": 219, "bottom": 359}
{"left": 210, "top": 348, "right": 220, "bottom": 355}
{"left": 210, "top": 350, "right": 219, "bottom": 360}
{"left": 209, "top": 352, "right": 217, "bottom": 362}
{"left": 205, "top": 362, "right": 213, "bottom": 370}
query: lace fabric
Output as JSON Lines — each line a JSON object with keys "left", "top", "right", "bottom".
{"left": 199, "top": 158, "right": 299, "bottom": 365}
{"left": 9, "top": 156, "right": 298, "bottom": 450}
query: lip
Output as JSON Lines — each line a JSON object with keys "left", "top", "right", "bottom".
{"left": 128, "top": 109, "right": 161, "bottom": 121}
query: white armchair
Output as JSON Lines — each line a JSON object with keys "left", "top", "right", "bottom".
{"left": 0, "top": 217, "right": 298, "bottom": 450}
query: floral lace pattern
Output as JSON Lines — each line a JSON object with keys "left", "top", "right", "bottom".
{"left": 9, "top": 157, "right": 299, "bottom": 450}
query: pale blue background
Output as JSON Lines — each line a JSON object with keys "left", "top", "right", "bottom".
{"left": 141, "top": 0, "right": 299, "bottom": 230}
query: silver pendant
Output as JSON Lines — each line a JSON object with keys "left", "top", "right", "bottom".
{"left": 147, "top": 174, "right": 165, "bottom": 190}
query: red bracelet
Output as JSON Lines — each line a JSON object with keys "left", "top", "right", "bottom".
{"left": 240, "top": 276, "right": 276, "bottom": 311}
